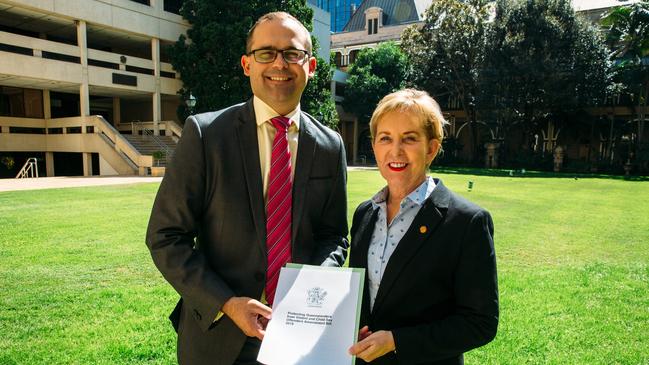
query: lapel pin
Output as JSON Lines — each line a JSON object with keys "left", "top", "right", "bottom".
{"left": 419, "top": 226, "right": 427, "bottom": 234}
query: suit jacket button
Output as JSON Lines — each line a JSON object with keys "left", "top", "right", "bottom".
{"left": 193, "top": 309, "right": 202, "bottom": 321}
{"left": 255, "top": 272, "right": 265, "bottom": 282}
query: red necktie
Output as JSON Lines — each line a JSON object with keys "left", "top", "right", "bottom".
{"left": 265, "top": 116, "right": 292, "bottom": 305}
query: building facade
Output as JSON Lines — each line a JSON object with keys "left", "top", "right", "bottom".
{"left": 308, "top": 2, "right": 332, "bottom": 60}
{"left": 0, "top": 0, "right": 188, "bottom": 178}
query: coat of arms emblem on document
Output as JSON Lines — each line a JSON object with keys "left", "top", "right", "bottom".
{"left": 306, "top": 287, "right": 327, "bottom": 307}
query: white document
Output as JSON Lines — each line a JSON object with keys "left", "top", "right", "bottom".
{"left": 257, "top": 264, "right": 365, "bottom": 365}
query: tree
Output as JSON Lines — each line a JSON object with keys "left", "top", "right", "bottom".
{"left": 602, "top": 1, "right": 649, "bottom": 169}
{"left": 169, "top": 0, "right": 338, "bottom": 128}
{"left": 480, "top": 0, "right": 610, "bottom": 157}
{"left": 342, "top": 42, "right": 408, "bottom": 126}
{"left": 401, "top": 0, "right": 492, "bottom": 163}
{"left": 301, "top": 39, "right": 339, "bottom": 129}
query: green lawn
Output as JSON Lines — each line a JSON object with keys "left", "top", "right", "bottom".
{"left": 1, "top": 170, "right": 648, "bottom": 364}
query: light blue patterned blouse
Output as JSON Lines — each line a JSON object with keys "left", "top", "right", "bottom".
{"left": 367, "top": 176, "right": 436, "bottom": 311}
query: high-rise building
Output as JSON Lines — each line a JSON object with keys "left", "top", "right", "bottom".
{"left": 308, "top": 0, "right": 363, "bottom": 32}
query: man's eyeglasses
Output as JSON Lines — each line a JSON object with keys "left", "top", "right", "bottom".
{"left": 248, "top": 49, "right": 310, "bottom": 64}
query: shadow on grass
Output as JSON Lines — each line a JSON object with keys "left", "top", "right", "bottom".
{"left": 430, "top": 166, "right": 649, "bottom": 181}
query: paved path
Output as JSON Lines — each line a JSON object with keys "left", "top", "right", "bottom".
{"left": 0, "top": 176, "right": 163, "bottom": 192}
{"left": 0, "top": 166, "right": 377, "bottom": 192}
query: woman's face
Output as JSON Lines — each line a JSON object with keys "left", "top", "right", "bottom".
{"left": 372, "top": 110, "right": 439, "bottom": 196}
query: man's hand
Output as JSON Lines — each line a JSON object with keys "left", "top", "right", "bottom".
{"left": 222, "top": 297, "right": 272, "bottom": 340}
{"left": 348, "top": 330, "right": 395, "bottom": 362}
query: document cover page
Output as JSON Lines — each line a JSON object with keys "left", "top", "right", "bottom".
{"left": 258, "top": 264, "right": 365, "bottom": 365}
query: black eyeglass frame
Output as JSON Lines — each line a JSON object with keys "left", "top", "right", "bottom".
{"left": 248, "top": 48, "right": 311, "bottom": 64}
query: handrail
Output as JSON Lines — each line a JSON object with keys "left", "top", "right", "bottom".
{"left": 2, "top": 116, "right": 152, "bottom": 175}
{"left": 144, "top": 128, "right": 173, "bottom": 159}
{"left": 146, "top": 129, "right": 173, "bottom": 164}
{"left": 15, "top": 158, "right": 38, "bottom": 178}
{"left": 92, "top": 115, "right": 153, "bottom": 169}
{"left": 0, "top": 30, "right": 79, "bottom": 58}
{"left": 163, "top": 120, "right": 183, "bottom": 140}
{"left": 132, "top": 120, "right": 175, "bottom": 164}
{"left": 127, "top": 120, "right": 183, "bottom": 141}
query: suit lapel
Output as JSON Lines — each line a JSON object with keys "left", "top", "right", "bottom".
{"left": 355, "top": 204, "right": 379, "bottom": 322}
{"left": 291, "top": 113, "right": 316, "bottom": 245}
{"left": 355, "top": 204, "right": 379, "bottom": 271}
{"left": 371, "top": 179, "right": 451, "bottom": 315}
{"left": 235, "top": 100, "right": 267, "bottom": 257}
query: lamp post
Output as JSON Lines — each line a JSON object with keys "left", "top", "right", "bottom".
{"left": 185, "top": 92, "right": 197, "bottom": 115}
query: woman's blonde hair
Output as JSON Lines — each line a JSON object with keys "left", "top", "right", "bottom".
{"left": 370, "top": 89, "right": 448, "bottom": 147}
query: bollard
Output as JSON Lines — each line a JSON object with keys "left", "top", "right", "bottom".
{"left": 467, "top": 181, "right": 473, "bottom": 191}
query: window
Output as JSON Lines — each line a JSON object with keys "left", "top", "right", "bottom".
{"left": 0, "top": 87, "right": 43, "bottom": 118}
{"left": 334, "top": 52, "right": 343, "bottom": 68}
{"left": 164, "top": 0, "right": 184, "bottom": 15}
{"left": 367, "top": 18, "right": 379, "bottom": 35}
{"left": 349, "top": 50, "right": 359, "bottom": 64}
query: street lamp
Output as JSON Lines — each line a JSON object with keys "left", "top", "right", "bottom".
{"left": 185, "top": 92, "right": 197, "bottom": 115}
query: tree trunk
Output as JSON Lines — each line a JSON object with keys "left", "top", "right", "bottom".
{"left": 637, "top": 81, "right": 648, "bottom": 144}
{"left": 469, "top": 108, "right": 479, "bottom": 165}
{"left": 608, "top": 110, "right": 615, "bottom": 164}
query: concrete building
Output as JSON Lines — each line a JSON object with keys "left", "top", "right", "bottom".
{"left": 0, "top": 0, "right": 188, "bottom": 178}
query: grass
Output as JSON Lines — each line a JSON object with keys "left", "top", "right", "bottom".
{"left": 1, "top": 170, "right": 648, "bottom": 364}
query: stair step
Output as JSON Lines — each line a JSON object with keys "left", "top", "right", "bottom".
{"left": 122, "top": 134, "right": 177, "bottom": 158}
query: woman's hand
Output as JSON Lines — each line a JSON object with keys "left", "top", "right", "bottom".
{"left": 348, "top": 330, "right": 395, "bottom": 362}
{"left": 358, "top": 325, "right": 373, "bottom": 341}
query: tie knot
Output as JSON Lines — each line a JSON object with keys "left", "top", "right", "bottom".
{"left": 271, "top": 116, "right": 291, "bottom": 131}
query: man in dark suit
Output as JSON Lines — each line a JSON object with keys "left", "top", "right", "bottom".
{"left": 146, "top": 12, "right": 348, "bottom": 365}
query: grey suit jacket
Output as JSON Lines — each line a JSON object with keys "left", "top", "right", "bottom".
{"left": 350, "top": 179, "right": 498, "bottom": 365}
{"left": 146, "top": 99, "right": 348, "bottom": 364}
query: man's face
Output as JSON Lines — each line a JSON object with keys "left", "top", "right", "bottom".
{"left": 241, "top": 18, "right": 316, "bottom": 115}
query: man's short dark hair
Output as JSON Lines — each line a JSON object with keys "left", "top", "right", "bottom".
{"left": 245, "top": 12, "right": 313, "bottom": 55}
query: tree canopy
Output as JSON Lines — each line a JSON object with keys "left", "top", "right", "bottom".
{"left": 341, "top": 42, "right": 408, "bottom": 125}
{"left": 482, "top": 0, "right": 610, "bottom": 124}
{"left": 401, "top": 0, "right": 492, "bottom": 161}
{"left": 169, "top": 0, "right": 338, "bottom": 128}
{"left": 602, "top": 0, "right": 649, "bottom": 157}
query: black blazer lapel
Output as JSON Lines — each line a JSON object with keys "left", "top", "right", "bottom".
{"left": 291, "top": 113, "right": 316, "bottom": 245}
{"left": 371, "top": 179, "right": 452, "bottom": 314}
{"left": 354, "top": 203, "right": 379, "bottom": 323}
{"left": 235, "top": 100, "right": 267, "bottom": 258}
{"left": 355, "top": 204, "right": 379, "bottom": 271}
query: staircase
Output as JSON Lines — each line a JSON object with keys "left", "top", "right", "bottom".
{"left": 122, "top": 134, "right": 177, "bottom": 167}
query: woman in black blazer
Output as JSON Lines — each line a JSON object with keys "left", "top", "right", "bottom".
{"left": 348, "top": 89, "right": 499, "bottom": 364}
